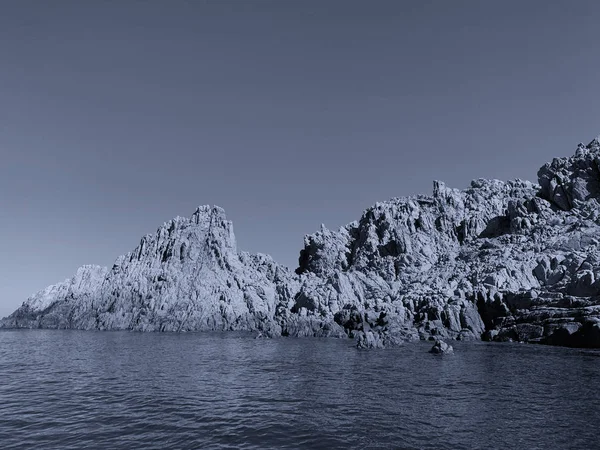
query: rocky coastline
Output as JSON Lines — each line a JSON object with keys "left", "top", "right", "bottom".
{"left": 4, "top": 138, "right": 600, "bottom": 349}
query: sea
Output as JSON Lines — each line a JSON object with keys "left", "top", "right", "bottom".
{"left": 1, "top": 330, "right": 599, "bottom": 449}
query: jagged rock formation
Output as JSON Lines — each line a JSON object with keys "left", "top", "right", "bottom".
{"left": 3, "top": 207, "right": 306, "bottom": 335}
{"left": 4, "top": 138, "right": 600, "bottom": 348}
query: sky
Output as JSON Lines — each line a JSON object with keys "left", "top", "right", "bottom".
{"left": 2, "top": 0, "right": 600, "bottom": 317}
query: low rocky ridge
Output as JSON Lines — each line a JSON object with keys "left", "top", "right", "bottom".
{"left": 4, "top": 139, "right": 600, "bottom": 348}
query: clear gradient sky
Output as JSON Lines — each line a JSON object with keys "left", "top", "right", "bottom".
{"left": 2, "top": 0, "right": 600, "bottom": 317}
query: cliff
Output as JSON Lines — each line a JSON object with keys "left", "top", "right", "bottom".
{"left": 5, "top": 138, "right": 600, "bottom": 348}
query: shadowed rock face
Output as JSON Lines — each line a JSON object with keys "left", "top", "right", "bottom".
{"left": 5, "top": 138, "right": 600, "bottom": 348}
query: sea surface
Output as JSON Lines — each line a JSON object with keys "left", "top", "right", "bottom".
{"left": 0, "top": 330, "right": 599, "bottom": 449}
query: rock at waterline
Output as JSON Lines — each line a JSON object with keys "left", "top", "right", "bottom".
{"left": 355, "top": 330, "right": 405, "bottom": 349}
{"left": 255, "top": 331, "right": 273, "bottom": 339}
{"left": 356, "top": 331, "right": 385, "bottom": 349}
{"left": 429, "top": 340, "right": 454, "bottom": 354}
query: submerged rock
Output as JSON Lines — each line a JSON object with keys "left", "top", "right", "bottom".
{"left": 4, "top": 136, "right": 600, "bottom": 349}
{"left": 429, "top": 339, "right": 454, "bottom": 354}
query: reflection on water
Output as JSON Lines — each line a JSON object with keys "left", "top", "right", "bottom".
{"left": 1, "top": 330, "right": 599, "bottom": 449}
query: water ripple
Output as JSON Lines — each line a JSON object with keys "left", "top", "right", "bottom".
{"left": 1, "top": 331, "right": 599, "bottom": 449}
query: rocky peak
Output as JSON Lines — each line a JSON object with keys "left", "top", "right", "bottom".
{"left": 296, "top": 223, "right": 356, "bottom": 276}
{"left": 112, "top": 205, "right": 237, "bottom": 270}
{"left": 538, "top": 139, "right": 600, "bottom": 211}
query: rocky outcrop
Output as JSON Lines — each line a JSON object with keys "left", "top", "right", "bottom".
{"left": 7, "top": 265, "right": 109, "bottom": 329}
{"left": 429, "top": 339, "right": 454, "bottom": 354}
{"left": 291, "top": 177, "right": 536, "bottom": 346}
{"left": 538, "top": 139, "right": 600, "bottom": 211}
{"left": 3, "top": 206, "right": 304, "bottom": 335}
{"left": 5, "top": 137, "right": 600, "bottom": 348}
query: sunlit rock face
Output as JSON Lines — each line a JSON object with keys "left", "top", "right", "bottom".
{"left": 5, "top": 265, "right": 109, "bottom": 329}
{"left": 3, "top": 206, "right": 302, "bottom": 335}
{"left": 294, "top": 138, "right": 600, "bottom": 348}
{"left": 5, "top": 138, "right": 600, "bottom": 348}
